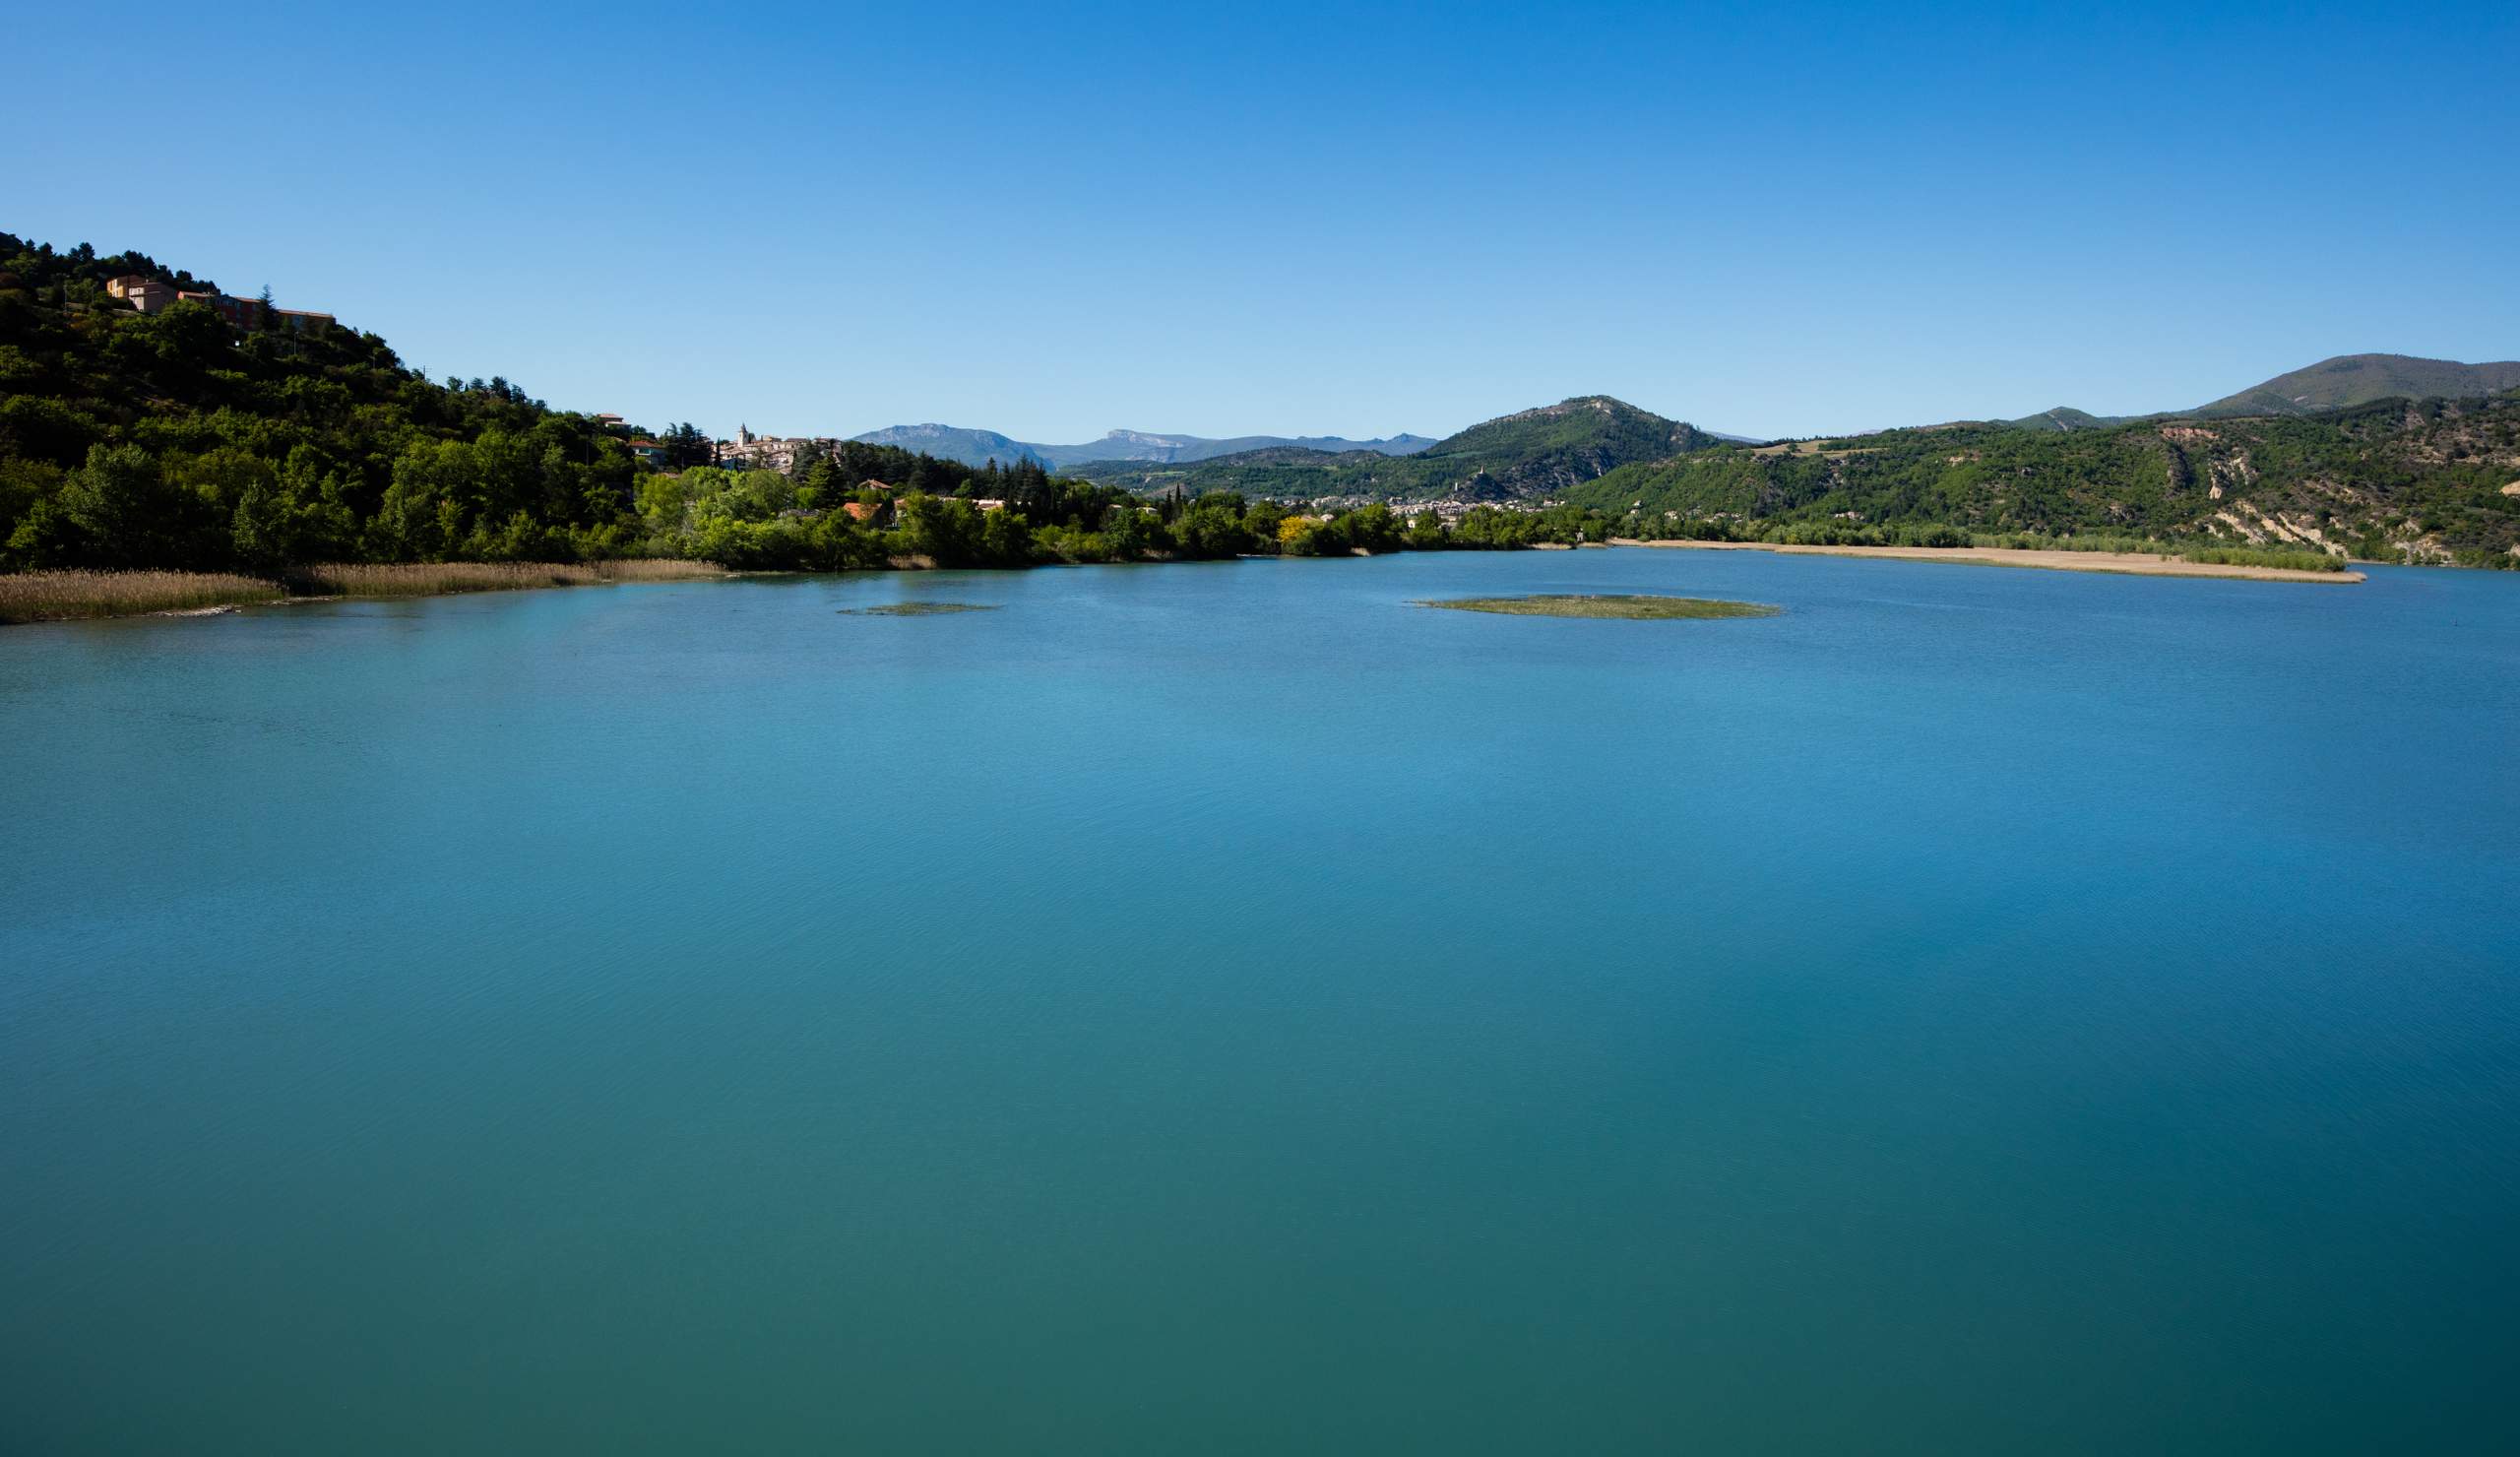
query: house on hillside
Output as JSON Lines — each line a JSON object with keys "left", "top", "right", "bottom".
{"left": 103, "top": 275, "right": 180, "bottom": 313}
{"left": 177, "top": 290, "right": 266, "bottom": 330}
{"left": 105, "top": 276, "right": 332, "bottom": 332}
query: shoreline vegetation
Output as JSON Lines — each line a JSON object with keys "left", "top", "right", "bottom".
{"left": 1, "top": 528, "right": 2375, "bottom": 626}
{"left": 0, "top": 560, "right": 724, "bottom": 624}
{"left": 0, "top": 569, "right": 288, "bottom": 622}
{"left": 0, "top": 531, "right": 2379, "bottom": 625}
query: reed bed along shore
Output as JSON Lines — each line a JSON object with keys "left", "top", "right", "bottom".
{"left": 0, "top": 559, "right": 728, "bottom": 624}
{"left": 0, "top": 569, "right": 288, "bottom": 624}
{"left": 286, "top": 559, "right": 725, "bottom": 597}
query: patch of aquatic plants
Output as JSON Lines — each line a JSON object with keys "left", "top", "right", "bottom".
{"left": 1417, "top": 594, "right": 1780, "bottom": 619}
{"left": 837, "top": 602, "right": 1000, "bottom": 615}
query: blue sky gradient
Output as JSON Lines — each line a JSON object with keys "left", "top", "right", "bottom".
{"left": 11, "top": 1, "right": 2515, "bottom": 441}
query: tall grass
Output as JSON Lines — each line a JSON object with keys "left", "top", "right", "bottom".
{"left": 289, "top": 559, "right": 724, "bottom": 596}
{"left": 1, "top": 559, "right": 732, "bottom": 625}
{"left": 0, "top": 570, "right": 285, "bottom": 624}
{"left": 593, "top": 558, "right": 729, "bottom": 582}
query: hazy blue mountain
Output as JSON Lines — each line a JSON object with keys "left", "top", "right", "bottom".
{"left": 847, "top": 423, "right": 1045, "bottom": 467}
{"left": 848, "top": 424, "right": 1435, "bottom": 471}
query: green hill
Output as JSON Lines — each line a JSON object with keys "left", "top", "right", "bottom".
{"left": 0, "top": 232, "right": 1054, "bottom": 574}
{"left": 2002, "top": 354, "right": 2520, "bottom": 433}
{"left": 2007, "top": 407, "right": 2131, "bottom": 432}
{"left": 2193, "top": 353, "right": 2520, "bottom": 418}
{"left": 1565, "top": 397, "right": 2520, "bottom": 565}
{"left": 1076, "top": 396, "right": 1725, "bottom": 501}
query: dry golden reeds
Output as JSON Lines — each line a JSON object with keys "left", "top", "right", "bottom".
{"left": 1, "top": 559, "right": 731, "bottom": 624}
{"left": 0, "top": 570, "right": 286, "bottom": 624}
{"left": 288, "top": 559, "right": 726, "bottom": 596}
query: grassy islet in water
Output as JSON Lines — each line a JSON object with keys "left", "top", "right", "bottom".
{"left": 839, "top": 602, "right": 1000, "bottom": 616}
{"left": 1417, "top": 593, "right": 1780, "bottom": 619}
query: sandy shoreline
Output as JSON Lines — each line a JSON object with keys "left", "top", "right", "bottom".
{"left": 1605, "top": 538, "right": 2363, "bottom": 584}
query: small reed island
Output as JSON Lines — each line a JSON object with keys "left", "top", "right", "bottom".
{"left": 837, "top": 602, "right": 999, "bottom": 615}
{"left": 1416, "top": 594, "right": 1781, "bottom": 619}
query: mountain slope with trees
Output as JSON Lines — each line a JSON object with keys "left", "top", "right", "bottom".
{"left": 0, "top": 231, "right": 1443, "bottom": 596}
{"left": 1564, "top": 395, "right": 2520, "bottom": 565}
{"left": 1073, "top": 396, "right": 1728, "bottom": 501}
{"left": 2193, "top": 353, "right": 2520, "bottom": 419}
{"left": 0, "top": 232, "right": 1204, "bottom": 576}
{"left": 2006, "top": 353, "right": 2520, "bottom": 432}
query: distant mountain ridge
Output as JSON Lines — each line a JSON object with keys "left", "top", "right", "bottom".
{"left": 848, "top": 423, "right": 1042, "bottom": 467}
{"left": 849, "top": 423, "right": 1437, "bottom": 470}
{"left": 2191, "top": 353, "right": 2520, "bottom": 418}
{"left": 2010, "top": 353, "right": 2520, "bottom": 431}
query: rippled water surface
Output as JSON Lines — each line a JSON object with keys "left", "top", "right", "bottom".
{"left": 5, "top": 551, "right": 2516, "bottom": 1454}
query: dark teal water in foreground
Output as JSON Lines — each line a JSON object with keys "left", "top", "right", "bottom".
{"left": 4, "top": 550, "right": 2517, "bottom": 1454}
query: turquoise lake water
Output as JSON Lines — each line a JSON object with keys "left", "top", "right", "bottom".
{"left": 4, "top": 550, "right": 2516, "bottom": 1454}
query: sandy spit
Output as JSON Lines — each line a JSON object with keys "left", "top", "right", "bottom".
{"left": 1605, "top": 539, "right": 2363, "bottom": 584}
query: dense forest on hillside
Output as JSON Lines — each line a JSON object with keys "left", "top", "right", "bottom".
{"left": 1, "top": 232, "right": 690, "bottom": 569}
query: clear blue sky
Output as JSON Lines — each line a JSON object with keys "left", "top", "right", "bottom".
{"left": 12, "top": 1, "right": 2515, "bottom": 442}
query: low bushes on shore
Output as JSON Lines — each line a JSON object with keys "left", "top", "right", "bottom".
{"left": 2176, "top": 545, "right": 2347, "bottom": 572}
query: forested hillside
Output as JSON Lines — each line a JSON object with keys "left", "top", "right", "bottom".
{"left": 1564, "top": 397, "right": 2520, "bottom": 565}
{"left": 0, "top": 232, "right": 684, "bottom": 568}
{"left": 0, "top": 233, "right": 1210, "bottom": 574}
{"left": 0, "top": 232, "right": 1487, "bottom": 595}
{"left": 2192, "top": 354, "right": 2520, "bottom": 419}
{"left": 1074, "top": 396, "right": 1725, "bottom": 500}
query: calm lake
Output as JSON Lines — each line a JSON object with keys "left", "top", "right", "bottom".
{"left": 4, "top": 550, "right": 2516, "bottom": 1454}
